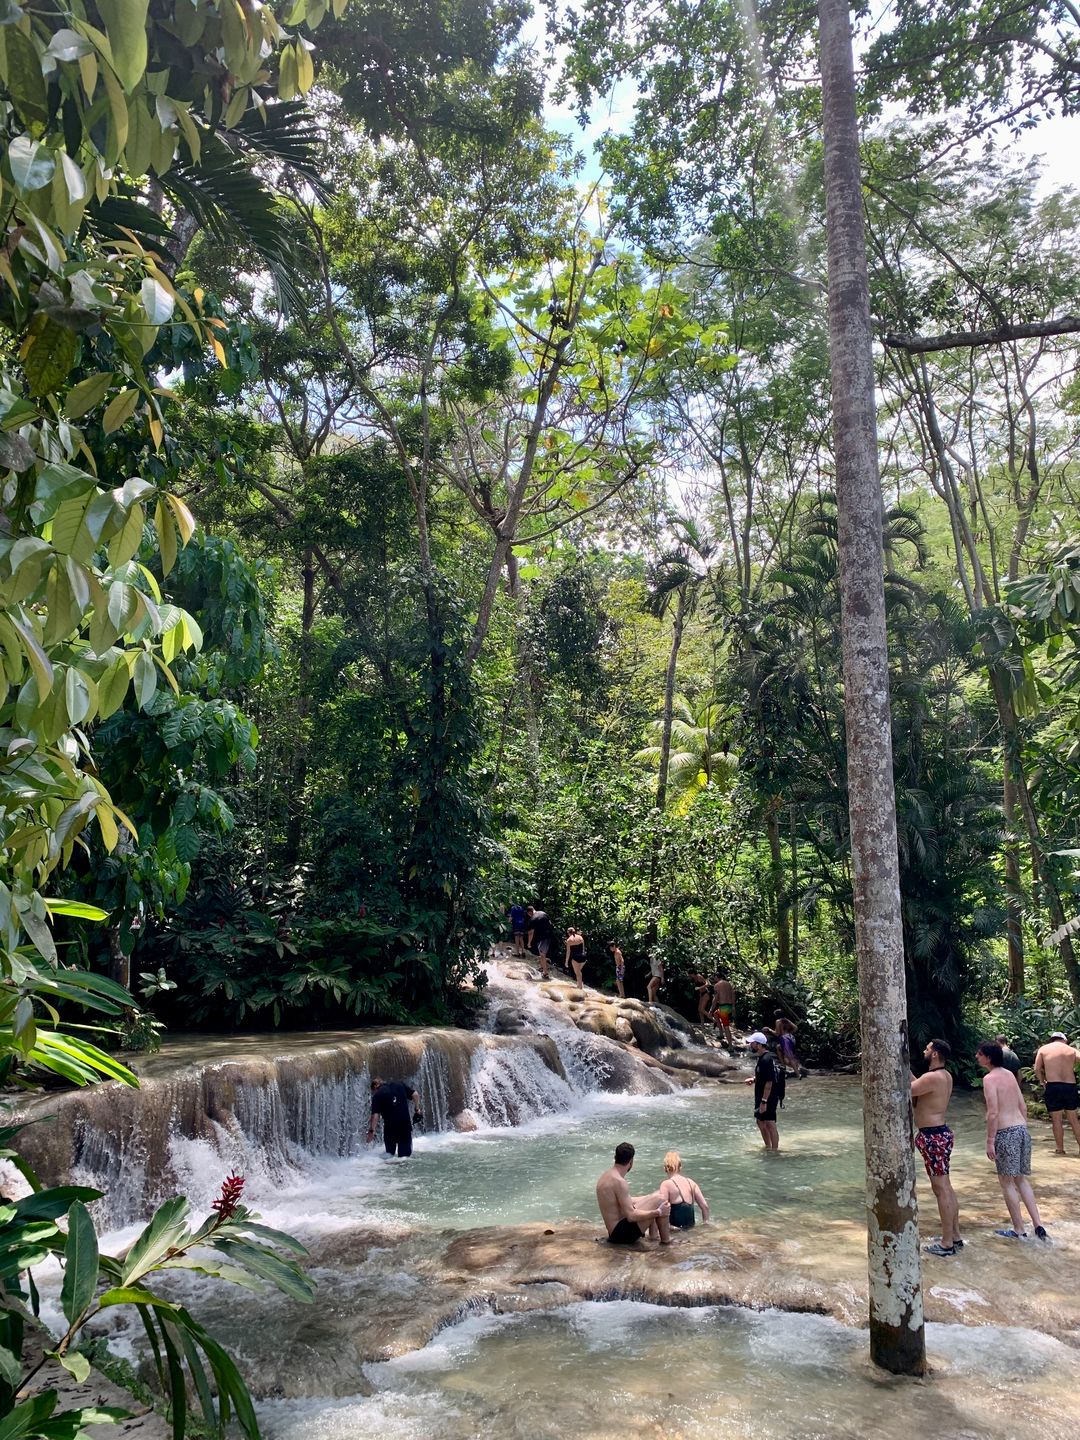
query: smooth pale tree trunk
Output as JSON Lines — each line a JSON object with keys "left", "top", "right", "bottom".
{"left": 818, "top": 0, "right": 926, "bottom": 1377}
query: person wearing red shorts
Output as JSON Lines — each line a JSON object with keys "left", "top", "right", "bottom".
{"left": 911, "top": 1038, "right": 962, "bottom": 1256}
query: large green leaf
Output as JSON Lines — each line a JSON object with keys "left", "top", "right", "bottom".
{"left": 95, "top": 0, "right": 149, "bottom": 92}
{"left": 60, "top": 1201, "right": 99, "bottom": 1325}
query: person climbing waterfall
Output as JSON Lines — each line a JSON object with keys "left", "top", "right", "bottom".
{"left": 526, "top": 905, "right": 553, "bottom": 980}
{"left": 711, "top": 975, "right": 735, "bottom": 1047}
{"left": 367, "top": 1076, "right": 422, "bottom": 1158}
{"left": 565, "top": 926, "right": 588, "bottom": 989}
{"left": 659, "top": 1151, "right": 710, "bottom": 1229}
{"left": 510, "top": 902, "right": 527, "bottom": 957}
{"left": 910, "top": 1038, "right": 962, "bottom": 1257}
{"left": 647, "top": 953, "right": 664, "bottom": 1004}
{"left": 608, "top": 941, "right": 626, "bottom": 998}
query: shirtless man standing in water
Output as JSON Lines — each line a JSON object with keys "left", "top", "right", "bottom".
{"left": 911, "top": 1038, "right": 962, "bottom": 1256}
{"left": 977, "top": 1040, "right": 1048, "bottom": 1241}
{"left": 596, "top": 1142, "right": 672, "bottom": 1245}
{"left": 1033, "top": 1031, "right": 1080, "bottom": 1156}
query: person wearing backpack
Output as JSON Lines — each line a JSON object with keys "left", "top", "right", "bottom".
{"left": 745, "top": 1031, "right": 784, "bottom": 1149}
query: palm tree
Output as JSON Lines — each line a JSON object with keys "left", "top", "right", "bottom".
{"left": 645, "top": 516, "right": 718, "bottom": 812}
{"left": 635, "top": 696, "right": 738, "bottom": 812}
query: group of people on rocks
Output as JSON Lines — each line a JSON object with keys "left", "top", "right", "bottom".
{"left": 912, "top": 1031, "right": 1080, "bottom": 1255}
{"left": 507, "top": 902, "right": 739, "bottom": 1024}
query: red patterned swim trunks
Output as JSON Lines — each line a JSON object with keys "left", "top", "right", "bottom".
{"left": 915, "top": 1124, "right": 954, "bottom": 1177}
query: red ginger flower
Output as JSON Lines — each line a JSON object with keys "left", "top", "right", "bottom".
{"left": 212, "top": 1174, "right": 245, "bottom": 1219}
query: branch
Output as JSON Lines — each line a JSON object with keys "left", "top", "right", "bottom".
{"left": 883, "top": 316, "right": 1080, "bottom": 354}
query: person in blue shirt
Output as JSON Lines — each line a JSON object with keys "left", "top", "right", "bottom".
{"left": 509, "top": 903, "right": 527, "bottom": 956}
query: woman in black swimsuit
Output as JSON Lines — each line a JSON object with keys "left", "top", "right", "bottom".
{"left": 565, "top": 926, "right": 587, "bottom": 989}
{"left": 659, "top": 1152, "right": 710, "bottom": 1229}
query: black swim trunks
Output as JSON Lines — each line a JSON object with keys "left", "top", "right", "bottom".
{"left": 1044, "top": 1081, "right": 1080, "bottom": 1113}
{"left": 607, "top": 1218, "right": 644, "bottom": 1245}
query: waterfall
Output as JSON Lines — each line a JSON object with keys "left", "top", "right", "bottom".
{"left": 10, "top": 963, "right": 699, "bottom": 1229}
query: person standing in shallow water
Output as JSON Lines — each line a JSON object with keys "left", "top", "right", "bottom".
{"left": 911, "top": 1038, "right": 962, "bottom": 1257}
{"left": 744, "top": 1032, "right": 781, "bottom": 1150}
{"left": 608, "top": 941, "right": 625, "bottom": 999}
{"left": 565, "top": 926, "right": 587, "bottom": 990}
{"left": 367, "top": 1076, "right": 421, "bottom": 1158}
{"left": 976, "top": 1041, "right": 1048, "bottom": 1241}
{"left": 596, "top": 1141, "right": 672, "bottom": 1245}
{"left": 1033, "top": 1031, "right": 1080, "bottom": 1156}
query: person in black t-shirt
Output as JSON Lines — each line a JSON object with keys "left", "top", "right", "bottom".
{"left": 744, "top": 1032, "right": 781, "bottom": 1150}
{"left": 526, "top": 905, "right": 553, "bottom": 979}
{"left": 367, "top": 1076, "right": 421, "bottom": 1157}
{"left": 995, "top": 1035, "right": 1023, "bottom": 1077}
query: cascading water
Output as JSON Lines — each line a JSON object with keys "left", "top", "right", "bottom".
{"left": 13, "top": 962, "right": 693, "bottom": 1228}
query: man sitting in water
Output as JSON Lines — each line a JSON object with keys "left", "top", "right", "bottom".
{"left": 910, "top": 1038, "right": 962, "bottom": 1257}
{"left": 1033, "top": 1031, "right": 1080, "bottom": 1156}
{"left": 596, "top": 1142, "right": 672, "bottom": 1245}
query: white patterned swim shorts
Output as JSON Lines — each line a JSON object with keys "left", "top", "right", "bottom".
{"left": 994, "top": 1124, "right": 1032, "bottom": 1177}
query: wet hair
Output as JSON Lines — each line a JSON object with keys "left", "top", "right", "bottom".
{"left": 994, "top": 1035, "right": 1010, "bottom": 1047}
{"left": 614, "top": 1142, "right": 635, "bottom": 1166}
{"left": 927, "top": 1038, "right": 951, "bottom": 1063}
{"left": 977, "top": 1041, "right": 1004, "bottom": 1067}
{"left": 663, "top": 1151, "right": 682, "bottom": 1174}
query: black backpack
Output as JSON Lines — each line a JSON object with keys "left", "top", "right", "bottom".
{"left": 771, "top": 1055, "right": 787, "bottom": 1108}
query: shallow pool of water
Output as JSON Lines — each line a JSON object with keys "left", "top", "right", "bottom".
{"left": 182, "top": 1073, "right": 985, "bottom": 1237}
{"left": 258, "top": 1300, "right": 1079, "bottom": 1440}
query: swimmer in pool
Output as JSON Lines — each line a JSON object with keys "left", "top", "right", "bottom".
{"left": 596, "top": 1141, "right": 671, "bottom": 1245}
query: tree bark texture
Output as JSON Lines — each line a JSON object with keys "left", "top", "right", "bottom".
{"left": 818, "top": 0, "right": 926, "bottom": 1377}
{"left": 1003, "top": 766, "right": 1025, "bottom": 996}
{"left": 656, "top": 590, "right": 686, "bottom": 812}
{"left": 766, "top": 800, "right": 791, "bottom": 972}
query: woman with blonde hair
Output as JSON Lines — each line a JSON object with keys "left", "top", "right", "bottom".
{"left": 659, "top": 1152, "right": 710, "bottom": 1229}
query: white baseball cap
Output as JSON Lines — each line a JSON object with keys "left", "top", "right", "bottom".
{"left": 748, "top": 1032, "right": 769, "bottom": 1047}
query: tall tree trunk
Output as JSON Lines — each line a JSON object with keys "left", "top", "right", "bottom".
{"left": 818, "top": 0, "right": 925, "bottom": 1376}
{"left": 107, "top": 924, "right": 129, "bottom": 991}
{"left": 656, "top": 590, "right": 687, "bottom": 811}
{"left": 766, "top": 800, "right": 791, "bottom": 972}
{"left": 990, "top": 669, "right": 1080, "bottom": 1002}
{"left": 284, "top": 548, "right": 317, "bottom": 867}
{"left": 1003, "top": 765, "right": 1024, "bottom": 996}
{"left": 790, "top": 804, "right": 800, "bottom": 977}
{"left": 506, "top": 555, "right": 541, "bottom": 795}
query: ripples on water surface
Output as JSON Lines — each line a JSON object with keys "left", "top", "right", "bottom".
{"left": 259, "top": 1300, "right": 1079, "bottom": 1440}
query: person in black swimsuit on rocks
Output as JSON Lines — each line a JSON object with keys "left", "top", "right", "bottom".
{"left": 596, "top": 1142, "right": 671, "bottom": 1245}
{"left": 659, "top": 1152, "right": 709, "bottom": 1229}
{"left": 565, "top": 926, "right": 587, "bottom": 989}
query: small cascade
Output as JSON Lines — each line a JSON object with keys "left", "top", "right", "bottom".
{"left": 464, "top": 1038, "right": 578, "bottom": 1128}
{"left": 415, "top": 1047, "right": 453, "bottom": 1132}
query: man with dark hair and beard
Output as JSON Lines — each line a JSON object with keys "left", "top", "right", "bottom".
{"left": 911, "top": 1038, "right": 962, "bottom": 1256}
{"left": 596, "top": 1142, "right": 671, "bottom": 1245}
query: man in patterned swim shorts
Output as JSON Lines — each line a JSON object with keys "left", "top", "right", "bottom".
{"left": 911, "top": 1038, "right": 961, "bottom": 1256}
{"left": 977, "top": 1041, "right": 1049, "bottom": 1242}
